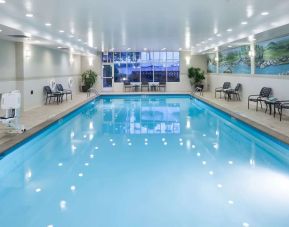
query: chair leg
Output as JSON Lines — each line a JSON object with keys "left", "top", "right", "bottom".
{"left": 280, "top": 107, "right": 282, "bottom": 121}
{"left": 248, "top": 99, "right": 250, "bottom": 109}
{"left": 256, "top": 101, "right": 258, "bottom": 111}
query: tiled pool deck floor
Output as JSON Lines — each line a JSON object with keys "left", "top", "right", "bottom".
{"left": 0, "top": 91, "right": 289, "bottom": 154}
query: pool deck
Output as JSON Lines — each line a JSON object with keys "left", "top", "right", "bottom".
{"left": 191, "top": 92, "right": 289, "bottom": 145}
{"left": 0, "top": 91, "right": 289, "bottom": 155}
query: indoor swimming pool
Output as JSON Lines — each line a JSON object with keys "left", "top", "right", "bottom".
{"left": 0, "top": 95, "right": 289, "bottom": 227}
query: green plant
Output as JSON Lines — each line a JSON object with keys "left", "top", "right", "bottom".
{"left": 188, "top": 67, "right": 205, "bottom": 85}
{"left": 81, "top": 70, "right": 97, "bottom": 88}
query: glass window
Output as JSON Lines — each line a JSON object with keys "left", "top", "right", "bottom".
{"left": 135, "top": 52, "right": 141, "bottom": 63}
{"left": 167, "top": 52, "right": 174, "bottom": 60}
{"left": 102, "top": 53, "right": 108, "bottom": 63}
{"left": 127, "top": 63, "right": 141, "bottom": 82}
{"left": 154, "top": 62, "right": 166, "bottom": 82}
{"left": 114, "top": 63, "right": 127, "bottom": 82}
{"left": 121, "top": 52, "right": 127, "bottom": 62}
{"left": 108, "top": 52, "right": 113, "bottom": 63}
{"left": 127, "top": 52, "right": 134, "bottom": 63}
{"left": 167, "top": 61, "right": 180, "bottom": 82}
{"left": 173, "top": 52, "right": 179, "bottom": 60}
{"left": 103, "top": 51, "right": 180, "bottom": 83}
{"left": 160, "top": 52, "right": 166, "bottom": 62}
{"left": 141, "top": 52, "right": 148, "bottom": 61}
{"left": 141, "top": 63, "right": 153, "bottom": 82}
{"left": 114, "top": 52, "right": 121, "bottom": 62}
{"left": 153, "top": 52, "right": 160, "bottom": 61}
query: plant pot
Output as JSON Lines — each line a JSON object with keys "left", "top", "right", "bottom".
{"left": 82, "top": 85, "right": 90, "bottom": 92}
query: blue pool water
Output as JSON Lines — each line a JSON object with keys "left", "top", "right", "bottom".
{"left": 1, "top": 95, "right": 289, "bottom": 227}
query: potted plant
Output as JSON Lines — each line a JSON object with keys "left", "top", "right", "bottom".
{"left": 188, "top": 67, "right": 205, "bottom": 90}
{"left": 81, "top": 70, "right": 97, "bottom": 92}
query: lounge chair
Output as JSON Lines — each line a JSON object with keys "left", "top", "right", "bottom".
{"left": 56, "top": 84, "right": 72, "bottom": 100}
{"left": 275, "top": 100, "right": 289, "bottom": 121}
{"left": 224, "top": 83, "right": 241, "bottom": 101}
{"left": 141, "top": 82, "right": 149, "bottom": 91}
{"left": 215, "top": 82, "right": 231, "bottom": 98}
{"left": 123, "top": 81, "right": 132, "bottom": 92}
{"left": 158, "top": 82, "right": 166, "bottom": 92}
{"left": 248, "top": 87, "right": 272, "bottom": 111}
{"left": 44, "top": 86, "right": 63, "bottom": 104}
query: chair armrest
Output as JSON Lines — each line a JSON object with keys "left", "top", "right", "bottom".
{"left": 215, "top": 87, "right": 222, "bottom": 90}
{"left": 248, "top": 95, "right": 259, "bottom": 99}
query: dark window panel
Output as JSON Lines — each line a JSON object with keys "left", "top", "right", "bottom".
{"left": 127, "top": 63, "right": 141, "bottom": 82}
{"left": 114, "top": 63, "right": 127, "bottom": 82}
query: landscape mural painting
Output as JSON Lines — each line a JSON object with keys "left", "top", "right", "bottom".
{"left": 219, "top": 46, "right": 251, "bottom": 74}
{"left": 207, "top": 53, "right": 217, "bottom": 73}
{"left": 255, "top": 35, "right": 289, "bottom": 75}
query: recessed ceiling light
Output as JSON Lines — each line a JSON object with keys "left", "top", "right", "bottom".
{"left": 241, "top": 21, "right": 248, "bottom": 25}
{"left": 0, "top": 0, "right": 6, "bottom": 3}
{"left": 228, "top": 45, "right": 232, "bottom": 48}
{"left": 57, "top": 46, "right": 62, "bottom": 49}
{"left": 161, "top": 48, "right": 166, "bottom": 51}
{"left": 59, "top": 30, "right": 64, "bottom": 33}
{"left": 0, "top": 30, "right": 2, "bottom": 32}
{"left": 78, "top": 39, "right": 81, "bottom": 41}
{"left": 45, "top": 23, "right": 51, "bottom": 27}
{"left": 208, "top": 38, "right": 213, "bottom": 41}
{"left": 127, "top": 48, "right": 131, "bottom": 51}
{"left": 261, "top": 12, "right": 269, "bottom": 16}
{"left": 26, "top": 13, "right": 34, "bottom": 18}
{"left": 144, "top": 48, "right": 147, "bottom": 51}
{"left": 216, "top": 34, "right": 222, "bottom": 37}
{"left": 178, "top": 48, "right": 182, "bottom": 51}
{"left": 227, "top": 28, "right": 233, "bottom": 32}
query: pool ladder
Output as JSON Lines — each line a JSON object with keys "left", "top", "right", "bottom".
{"left": 87, "top": 88, "right": 100, "bottom": 97}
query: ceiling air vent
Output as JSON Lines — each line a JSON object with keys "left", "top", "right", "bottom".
{"left": 8, "top": 35, "right": 30, "bottom": 39}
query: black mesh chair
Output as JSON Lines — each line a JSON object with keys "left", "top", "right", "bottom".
{"left": 158, "top": 81, "right": 166, "bottom": 92}
{"left": 224, "top": 83, "right": 241, "bottom": 101}
{"left": 275, "top": 100, "right": 289, "bottom": 121}
{"left": 44, "top": 86, "right": 63, "bottom": 104}
{"left": 141, "top": 82, "right": 149, "bottom": 92}
{"left": 215, "top": 82, "right": 231, "bottom": 98}
{"left": 248, "top": 87, "right": 272, "bottom": 111}
{"left": 56, "top": 84, "right": 72, "bottom": 100}
{"left": 123, "top": 81, "right": 132, "bottom": 92}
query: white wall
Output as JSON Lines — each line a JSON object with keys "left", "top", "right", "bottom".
{"left": 208, "top": 73, "right": 289, "bottom": 104}
{"left": 0, "top": 39, "right": 84, "bottom": 111}
{"left": 21, "top": 44, "right": 82, "bottom": 110}
{"left": 0, "top": 39, "right": 17, "bottom": 92}
{"left": 81, "top": 54, "right": 102, "bottom": 92}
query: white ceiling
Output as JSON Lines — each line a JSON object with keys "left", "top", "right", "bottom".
{"left": 1, "top": 0, "right": 289, "bottom": 53}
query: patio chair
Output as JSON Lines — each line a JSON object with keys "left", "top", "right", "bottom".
{"left": 44, "top": 86, "right": 63, "bottom": 104}
{"left": 56, "top": 84, "right": 72, "bottom": 100}
{"left": 158, "top": 81, "right": 166, "bottom": 92}
{"left": 224, "top": 83, "right": 241, "bottom": 101}
{"left": 215, "top": 82, "right": 231, "bottom": 98}
{"left": 248, "top": 87, "right": 272, "bottom": 111}
{"left": 193, "top": 84, "right": 204, "bottom": 96}
{"left": 141, "top": 82, "right": 149, "bottom": 91}
{"left": 275, "top": 100, "right": 289, "bottom": 121}
{"left": 123, "top": 81, "right": 132, "bottom": 92}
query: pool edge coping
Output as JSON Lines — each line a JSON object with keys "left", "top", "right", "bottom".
{"left": 0, "top": 95, "right": 96, "bottom": 155}
{"left": 1, "top": 92, "right": 288, "bottom": 155}
{"left": 191, "top": 93, "right": 289, "bottom": 146}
